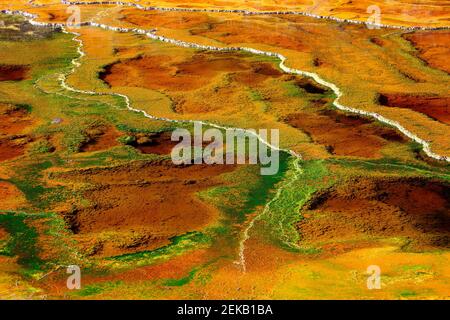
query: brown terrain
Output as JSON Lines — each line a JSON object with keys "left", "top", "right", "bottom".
{"left": 80, "top": 126, "right": 122, "bottom": 152}
{"left": 119, "top": 9, "right": 213, "bottom": 29}
{"left": 404, "top": 31, "right": 450, "bottom": 74}
{"left": 51, "top": 160, "right": 237, "bottom": 256}
{"left": 0, "top": 181, "right": 27, "bottom": 210}
{"left": 100, "top": 52, "right": 282, "bottom": 91}
{"left": 190, "top": 19, "right": 305, "bottom": 51}
{"left": 0, "top": 64, "right": 30, "bottom": 81}
{"left": 299, "top": 177, "right": 450, "bottom": 249}
{"left": 131, "top": 131, "right": 179, "bottom": 155}
{"left": 0, "top": 105, "right": 32, "bottom": 135}
{"left": 0, "top": 138, "right": 28, "bottom": 162}
{"left": 379, "top": 93, "right": 450, "bottom": 125}
{"left": 0, "top": 104, "right": 33, "bottom": 162}
{"left": 283, "top": 109, "right": 407, "bottom": 158}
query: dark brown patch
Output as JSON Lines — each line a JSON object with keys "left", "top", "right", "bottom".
{"left": 0, "top": 65, "right": 30, "bottom": 81}
{"left": 403, "top": 31, "right": 450, "bottom": 74}
{"left": 370, "top": 37, "right": 385, "bottom": 47}
{"left": 80, "top": 126, "right": 122, "bottom": 152}
{"left": 53, "top": 160, "right": 237, "bottom": 256}
{"left": 0, "top": 136, "right": 28, "bottom": 162}
{"left": 299, "top": 177, "right": 450, "bottom": 249}
{"left": 133, "top": 132, "right": 178, "bottom": 155}
{"left": 379, "top": 93, "right": 450, "bottom": 124}
{"left": 284, "top": 109, "right": 406, "bottom": 158}
{"left": 0, "top": 105, "right": 32, "bottom": 135}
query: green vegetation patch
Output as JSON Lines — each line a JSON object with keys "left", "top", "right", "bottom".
{"left": 72, "top": 280, "right": 123, "bottom": 297}
{"left": 259, "top": 159, "right": 332, "bottom": 251}
{"left": 107, "top": 232, "right": 211, "bottom": 269}
{"left": 0, "top": 211, "right": 42, "bottom": 270}
{"left": 0, "top": 211, "right": 80, "bottom": 277}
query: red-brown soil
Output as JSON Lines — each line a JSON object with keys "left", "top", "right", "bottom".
{"left": 284, "top": 109, "right": 406, "bottom": 158}
{"left": 0, "top": 181, "right": 27, "bottom": 210}
{"left": 370, "top": 37, "right": 385, "bottom": 47}
{"left": 0, "top": 104, "right": 32, "bottom": 162}
{"left": 0, "top": 227, "right": 8, "bottom": 240}
{"left": 80, "top": 126, "right": 122, "bottom": 152}
{"left": 404, "top": 31, "right": 450, "bottom": 74}
{"left": 0, "top": 136, "right": 29, "bottom": 162}
{"left": 379, "top": 93, "right": 450, "bottom": 124}
{"left": 100, "top": 52, "right": 281, "bottom": 91}
{"left": 119, "top": 9, "right": 212, "bottom": 29}
{"left": 133, "top": 131, "right": 222, "bottom": 155}
{"left": 298, "top": 177, "right": 450, "bottom": 248}
{"left": 0, "top": 65, "right": 30, "bottom": 81}
{"left": 54, "top": 160, "right": 236, "bottom": 255}
{"left": 0, "top": 106, "right": 33, "bottom": 135}
{"left": 293, "top": 78, "right": 328, "bottom": 94}
{"left": 190, "top": 19, "right": 305, "bottom": 51}
{"left": 132, "top": 132, "right": 179, "bottom": 155}
{"left": 45, "top": 10, "right": 71, "bottom": 23}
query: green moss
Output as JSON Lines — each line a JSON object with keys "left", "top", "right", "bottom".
{"left": 164, "top": 269, "right": 198, "bottom": 287}
{"left": 73, "top": 281, "right": 123, "bottom": 297}
{"left": 9, "top": 160, "right": 66, "bottom": 209}
{"left": 107, "top": 232, "right": 211, "bottom": 269}
{"left": 15, "top": 103, "right": 33, "bottom": 113}
{"left": 259, "top": 159, "right": 332, "bottom": 251}
{"left": 29, "top": 140, "right": 55, "bottom": 154}
{"left": 249, "top": 89, "right": 265, "bottom": 101}
{"left": 327, "top": 158, "right": 450, "bottom": 181}
{"left": 0, "top": 212, "right": 44, "bottom": 271}
{"left": 399, "top": 290, "right": 417, "bottom": 298}
{"left": 118, "top": 135, "right": 136, "bottom": 145}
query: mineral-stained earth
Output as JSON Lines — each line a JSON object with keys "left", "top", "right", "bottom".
{"left": 0, "top": 0, "right": 449, "bottom": 300}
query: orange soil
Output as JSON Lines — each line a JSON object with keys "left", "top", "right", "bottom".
{"left": 0, "top": 65, "right": 30, "bottom": 81}
{"left": 100, "top": 52, "right": 279, "bottom": 91}
{"left": 299, "top": 177, "right": 450, "bottom": 248}
{"left": 0, "top": 227, "right": 7, "bottom": 240}
{"left": 119, "top": 9, "right": 212, "bottom": 29}
{"left": 190, "top": 19, "right": 305, "bottom": 51}
{"left": 0, "top": 107, "right": 32, "bottom": 135}
{"left": 0, "top": 104, "right": 33, "bottom": 162}
{"left": 0, "top": 181, "right": 27, "bottom": 210}
{"left": 0, "top": 137, "right": 27, "bottom": 162}
{"left": 81, "top": 126, "right": 122, "bottom": 152}
{"left": 232, "top": 61, "right": 283, "bottom": 86}
{"left": 379, "top": 93, "right": 450, "bottom": 125}
{"left": 54, "top": 160, "right": 236, "bottom": 255}
{"left": 404, "top": 31, "right": 450, "bottom": 74}
{"left": 284, "top": 109, "right": 406, "bottom": 158}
